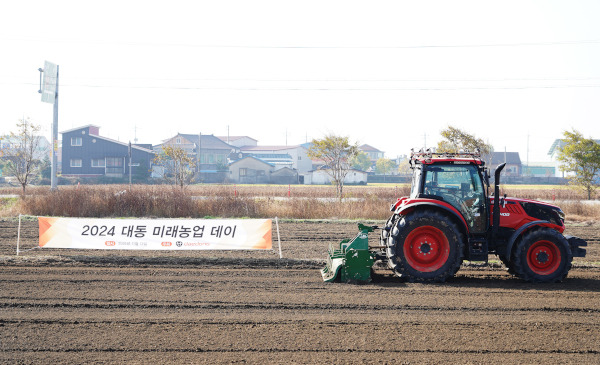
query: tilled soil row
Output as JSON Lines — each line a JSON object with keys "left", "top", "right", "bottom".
{"left": 1, "top": 265, "right": 599, "bottom": 364}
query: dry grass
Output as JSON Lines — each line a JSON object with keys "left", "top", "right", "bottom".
{"left": 1, "top": 183, "right": 598, "bottom": 220}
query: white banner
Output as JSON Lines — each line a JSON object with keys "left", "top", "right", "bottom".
{"left": 39, "top": 217, "right": 272, "bottom": 250}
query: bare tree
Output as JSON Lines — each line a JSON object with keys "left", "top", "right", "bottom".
{"left": 153, "top": 145, "right": 196, "bottom": 189}
{"left": 437, "top": 125, "right": 493, "bottom": 156}
{"left": 0, "top": 118, "right": 45, "bottom": 194}
{"left": 308, "top": 134, "right": 360, "bottom": 199}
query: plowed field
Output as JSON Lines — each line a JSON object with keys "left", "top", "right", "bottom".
{"left": 1, "top": 219, "right": 599, "bottom": 364}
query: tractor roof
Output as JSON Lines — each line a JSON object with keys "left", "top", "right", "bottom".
{"left": 410, "top": 149, "right": 484, "bottom": 166}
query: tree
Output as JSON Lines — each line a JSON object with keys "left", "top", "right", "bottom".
{"left": 556, "top": 129, "right": 600, "bottom": 200}
{"left": 308, "top": 134, "right": 360, "bottom": 198}
{"left": 351, "top": 151, "right": 372, "bottom": 171}
{"left": 375, "top": 158, "right": 396, "bottom": 181}
{"left": 153, "top": 145, "right": 196, "bottom": 189}
{"left": 397, "top": 158, "right": 411, "bottom": 175}
{"left": 0, "top": 118, "right": 45, "bottom": 194}
{"left": 437, "top": 125, "right": 493, "bottom": 157}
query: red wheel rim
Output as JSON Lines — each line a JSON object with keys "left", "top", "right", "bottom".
{"left": 526, "top": 240, "right": 561, "bottom": 275}
{"left": 403, "top": 226, "right": 450, "bottom": 272}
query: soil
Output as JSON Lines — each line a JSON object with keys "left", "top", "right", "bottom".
{"left": 1, "top": 218, "right": 599, "bottom": 364}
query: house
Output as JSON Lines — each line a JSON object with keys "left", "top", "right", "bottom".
{"left": 228, "top": 156, "right": 274, "bottom": 184}
{"left": 228, "top": 156, "right": 300, "bottom": 184}
{"left": 60, "top": 125, "right": 154, "bottom": 179}
{"left": 217, "top": 136, "right": 257, "bottom": 148}
{"left": 0, "top": 135, "right": 51, "bottom": 161}
{"left": 486, "top": 152, "right": 522, "bottom": 177}
{"left": 243, "top": 152, "right": 294, "bottom": 169}
{"left": 154, "top": 133, "right": 239, "bottom": 183}
{"left": 306, "top": 168, "right": 368, "bottom": 185}
{"left": 271, "top": 167, "right": 299, "bottom": 184}
{"left": 359, "top": 144, "right": 385, "bottom": 163}
{"left": 239, "top": 145, "right": 312, "bottom": 174}
{"left": 522, "top": 163, "right": 556, "bottom": 178}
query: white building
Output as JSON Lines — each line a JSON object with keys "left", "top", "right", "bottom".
{"left": 240, "top": 145, "right": 312, "bottom": 174}
{"left": 306, "top": 168, "right": 367, "bottom": 185}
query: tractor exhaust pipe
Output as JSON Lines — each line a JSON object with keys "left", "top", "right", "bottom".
{"left": 492, "top": 163, "right": 506, "bottom": 238}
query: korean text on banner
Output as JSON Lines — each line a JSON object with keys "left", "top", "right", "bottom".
{"left": 39, "top": 217, "right": 272, "bottom": 250}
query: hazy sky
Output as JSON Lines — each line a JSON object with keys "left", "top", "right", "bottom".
{"left": 2, "top": 1, "right": 600, "bottom": 163}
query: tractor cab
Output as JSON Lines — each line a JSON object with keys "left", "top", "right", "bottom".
{"left": 411, "top": 154, "right": 488, "bottom": 234}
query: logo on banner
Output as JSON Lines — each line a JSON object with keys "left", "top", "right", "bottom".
{"left": 161, "top": 242, "right": 172, "bottom": 247}
{"left": 105, "top": 241, "right": 116, "bottom": 246}
{"left": 176, "top": 241, "right": 183, "bottom": 247}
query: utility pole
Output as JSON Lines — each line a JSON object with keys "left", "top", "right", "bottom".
{"left": 526, "top": 134, "right": 530, "bottom": 176}
{"left": 128, "top": 141, "right": 132, "bottom": 188}
{"left": 198, "top": 132, "right": 202, "bottom": 178}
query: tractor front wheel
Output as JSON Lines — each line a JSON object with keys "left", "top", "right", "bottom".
{"left": 388, "top": 210, "right": 464, "bottom": 282}
{"left": 512, "top": 228, "right": 573, "bottom": 283}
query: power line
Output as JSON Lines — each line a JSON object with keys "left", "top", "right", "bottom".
{"left": 42, "top": 76, "right": 600, "bottom": 83}
{"left": 4, "top": 81, "right": 600, "bottom": 91}
{"left": 3, "top": 36, "right": 600, "bottom": 49}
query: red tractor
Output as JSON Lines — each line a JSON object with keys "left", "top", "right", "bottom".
{"left": 379, "top": 150, "right": 586, "bottom": 283}
{"left": 322, "top": 150, "right": 587, "bottom": 283}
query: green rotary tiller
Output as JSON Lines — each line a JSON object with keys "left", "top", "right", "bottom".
{"left": 321, "top": 223, "right": 379, "bottom": 283}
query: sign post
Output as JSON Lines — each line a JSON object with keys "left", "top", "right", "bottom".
{"left": 39, "top": 61, "right": 59, "bottom": 190}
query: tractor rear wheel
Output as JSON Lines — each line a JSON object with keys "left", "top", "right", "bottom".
{"left": 512, "top": 228, "right": 573, "bottom": 283}
{"left": 388, "top": 210, "right": 464, "bottom": 282}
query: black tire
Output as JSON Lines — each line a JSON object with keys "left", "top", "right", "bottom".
{"left": 512, "top": 228, "right": 573, "bottom": 283}
{"left": 387, "top": 210, "right": 464, "bottom": 282}
{"left": 498, "top": 254, "right": 516, "bottom": 275}
{"left": 380, "top": 215, "right": 396, "bottom": 246}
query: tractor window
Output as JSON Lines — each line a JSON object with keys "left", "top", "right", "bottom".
{"left": 423, "top": 165, "right": 486, "bottom": 233}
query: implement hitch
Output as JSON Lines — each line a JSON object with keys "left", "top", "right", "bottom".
{"left": 321, "top": 223, "right": 378, "bottom": 283}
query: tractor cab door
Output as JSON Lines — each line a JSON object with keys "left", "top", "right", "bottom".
{"left": 422, "top": 164, "right": 487, "bottom": 233}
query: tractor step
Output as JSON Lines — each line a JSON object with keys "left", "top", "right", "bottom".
{"left": 468, "top": 237, "right": 488, "bottom": 262}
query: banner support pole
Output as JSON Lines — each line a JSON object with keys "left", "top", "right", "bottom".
{"left": 17, "top": 214, "right": 22, "bottom": 256}
{"left": 275, "top": 217, "right": 282, "bottom": 259}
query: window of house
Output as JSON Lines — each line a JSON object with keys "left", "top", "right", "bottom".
{"left": 91, "top": 158, "right": 106, "bottom": 168}
{"left": 106, "top": 157, "right": 124, "bottom": 174}
{"left": 176, "top": 138, "right": 181, "bottom": 144}
{"left": 70, "top": 159, "right": 82, "bottom": 167}
{"left": 71, "top": 137, "right": 82, "bottom": 146}
{"left": 240, "top": 168, "right": 247, "bottom": 176}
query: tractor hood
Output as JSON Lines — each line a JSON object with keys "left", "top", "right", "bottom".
{"left": 491, "top": 196, "right": 566, "bottom": 229}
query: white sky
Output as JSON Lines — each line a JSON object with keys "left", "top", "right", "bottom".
{"left": 2, "top": 0, "right": 600, "bottom": 163}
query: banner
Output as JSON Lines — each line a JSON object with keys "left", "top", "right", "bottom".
{"left": 39, "top": 217, "right": 272, "bottom": 250}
